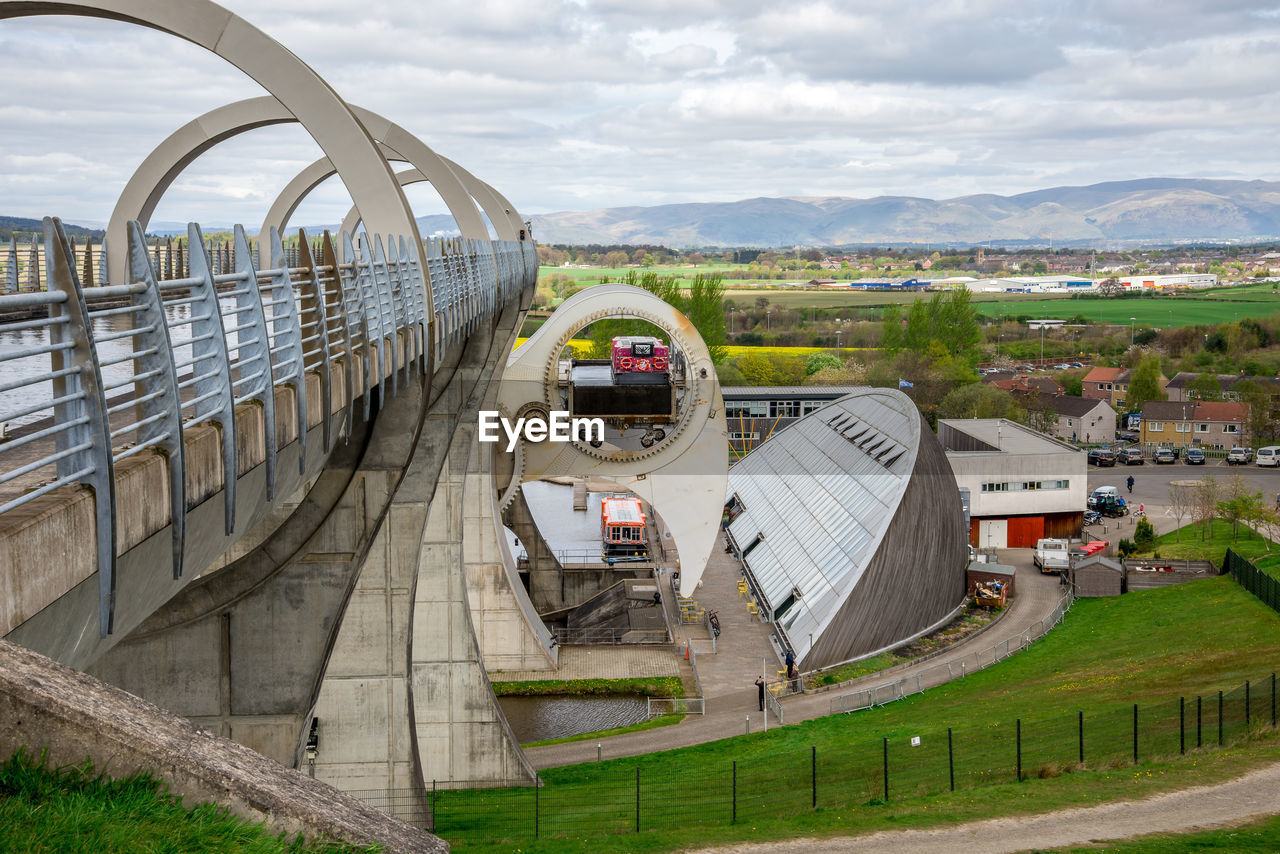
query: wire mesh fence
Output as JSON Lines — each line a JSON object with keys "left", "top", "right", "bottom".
{"left": 1227, "top": 548, "right": 1280, "bottom": 612}
{"left": 382, "top": 668, "right": 1280, "bottom": 846}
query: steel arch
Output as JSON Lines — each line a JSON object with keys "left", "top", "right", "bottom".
{"left": 105, "top": 96, "right": 522, "bottom": 280}
{"left": 1, "top": 0, "right": 423, "bottom": 271}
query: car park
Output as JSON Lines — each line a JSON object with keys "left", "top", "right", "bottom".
{"left": 1088, "top": 448, "right": 1117, "bottom": 467}
{"left": 1185, "top": 447, "right": 1206, "bottom": 465}
{"left": 1154, "top": 447, "right": 1175, "bottom": 464}
{"left": 1257, "top": 446, "right": 1280, "bottom": 467}
{"left": 1119, "top": 447, "right": 1144, "bottom": 465}
{"left": 1228, "top": 447, "right": 1251, "bottom": 465}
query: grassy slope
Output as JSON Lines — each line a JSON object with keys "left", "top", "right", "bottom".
{"left": 0, "top": 751, "right": 371, "bottom": 854}
{"left": 440, "top": 578, "right": 1280, "bottom": 851}
{"left": 1148, "top": 519, "right": 1279, "bottom": 566}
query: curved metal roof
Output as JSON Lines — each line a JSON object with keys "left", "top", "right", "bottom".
{"left": 726, "top": 388, "right": 921, "bottom": 662}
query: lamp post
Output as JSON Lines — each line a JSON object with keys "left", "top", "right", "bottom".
{"left": 835, "top": 331, "right": 842, "bottom": 355}
{"left": 1130, "top": 316, "right": 1136, "bottom": 347}
{"left": 1040, "top": 324, "right": 1045, "bottom": 364}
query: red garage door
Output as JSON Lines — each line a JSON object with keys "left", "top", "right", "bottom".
{"left": 1005, "top": 516, "right": 1045, "bottom": 548}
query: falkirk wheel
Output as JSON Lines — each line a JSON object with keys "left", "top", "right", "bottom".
{"left": 494, "top": 284, "right": 729, "bottom": 598}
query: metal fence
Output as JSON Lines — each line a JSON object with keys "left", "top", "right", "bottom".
{"left": 828, "top": 589, "right": 1074, "bottom": 714}
{"left": 1226, "top": 549, "right": 1280, "bottom": 611}
{"left": 551, "top": 626, "right": 669, "bottom": 645}
{"left": 409, "top": 669, "right": 1280, "bottom": 845}
{"left": 646, "top": 696, "right": 706, "bottom": 716}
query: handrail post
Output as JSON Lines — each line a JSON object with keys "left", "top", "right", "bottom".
{"left": 267, "top": 227, "right": 307, "bottom": 474}
{"left": 44, "top": 217, "right": 116, "bottom": 635}
{"left": 231, "top": 225, "right": 277, "bottom": 498}
{"left": 125, "top": 221, "right": 186, "bottom": 576}
{"left": 187, "top": 224, "right": 238, "bottom": 534}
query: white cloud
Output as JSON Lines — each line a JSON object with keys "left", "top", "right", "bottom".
{"left": 0, "top": 1, "right": 1275, "bottom": 225}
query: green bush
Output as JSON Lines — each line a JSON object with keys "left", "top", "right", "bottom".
{"left": 1134, "top": 518, "right": 1156, "bottom": 550}
{"left": 1118, "top": 538, "right": 1137, "bottom": 557}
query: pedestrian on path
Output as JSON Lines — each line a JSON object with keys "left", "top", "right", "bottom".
{"left": 1127, "top": 475, "right": 1134, "bottom": 494}
{"left": 755, "top": 675, "right": 765, "bottom": 711}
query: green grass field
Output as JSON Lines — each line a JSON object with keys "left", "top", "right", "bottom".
{"left": 540, "top": 264, "right": 1280, "bottom": 327}
{"left": 437, "top": 578, "right": 1280, "bottom": 852}
{"left": 1149, "top": 520, "right": 1279, "bottom": 565}
{"left": 0, "top": 751, "right": 370, "bottom": 853}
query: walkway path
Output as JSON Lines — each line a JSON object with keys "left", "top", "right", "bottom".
{"left": 689, "top": 759, "right": 1280, "bottom": 853}
{"left": 524, "top": 548, "right": 1065, "bottom": 770}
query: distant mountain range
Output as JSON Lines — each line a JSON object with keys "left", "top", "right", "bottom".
{"left": 526, "top": 178, "right": 1280, "bottom": 248}
{"left": 32, "top": 177, "right": 1280, "bottom": 249}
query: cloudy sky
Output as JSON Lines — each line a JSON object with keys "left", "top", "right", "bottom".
{"left": 0, "top": 0, "right": 1278, "bottom": 228}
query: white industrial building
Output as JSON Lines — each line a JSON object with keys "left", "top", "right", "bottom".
{"left": 938, "top": 418, "right": 1087, "bottom": 549}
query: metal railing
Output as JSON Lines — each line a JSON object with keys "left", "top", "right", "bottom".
{"left": 646, "top": 696, "right": 706, "bottom": 716}
{"left": 551, "top": 626, "right": 669, "bottom": 645}
{"left": 829, "top": 589, "right": 1075, "bottom": 715}
{"left": 0, "top": 216, "right": 536, "bottom": 637}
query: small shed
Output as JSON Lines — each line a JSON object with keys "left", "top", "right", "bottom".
{"left": 967, "top": 561, "right": 1016, "bottom": 599}
{"left": 1071, "top": 554, "right": 1125, "bottom": 597}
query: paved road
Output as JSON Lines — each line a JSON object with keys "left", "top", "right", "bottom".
{"left": 1087, "top": 459, "right": 1280, "bottom": 546}
{"left": 524, "top": 550, "right": 1064, "bottom": 770}
{"left": 690, "top": 759, "right": 1280, "bottom": 854}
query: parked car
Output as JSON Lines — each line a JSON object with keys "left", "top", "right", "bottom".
{"left": 1257, "top": 446, "right": 1280, "bottom": 467}
{"left": 1070, "top": 362, "right": 1084, "bottom": 368}
{"left": 1228, "top": 447, "right": 1251, "bottom": 465}
{"left": 1116, "top": 430, "right": 1140, "bottom": 443}
{"left": 1154, "top": 447, "right": 1175, "bottom": 464}
{"left": 1119, "top": 447, "right": 1145, "bottom": 465}
{"left": 1185, "top": 447, "right": 1206, "bottom": 465}
{"left": 1088, "top": 448, "right": 1117, "bottom": 467}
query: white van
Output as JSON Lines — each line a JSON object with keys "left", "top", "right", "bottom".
{"left": 1257, "top": 446, "right": 1280, "bottom": 467}
{"left": 1088, "top": 485, "right": 1119, "bottom": 508}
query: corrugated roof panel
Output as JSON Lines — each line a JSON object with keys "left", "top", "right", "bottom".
{"left": 728, "top": 390, "right": 922, "bottom": 663}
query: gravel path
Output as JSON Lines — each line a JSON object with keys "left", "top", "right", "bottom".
{"left": 687, "top": 760, "right": 1280, "bottom": 853}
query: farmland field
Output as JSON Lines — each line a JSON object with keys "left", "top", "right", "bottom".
{"left": 539, "top": 265, "right": 1280, "bottom": 327}
{"left": 512, "top": 338, "right": 869, "bottom": 359}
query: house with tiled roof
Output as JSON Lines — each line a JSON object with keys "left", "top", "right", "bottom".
{"left": 1042, "top": 395, "right": 1116, "bottom": 444}
{"left": 986, "top": 373, "right": 1065, "bottom": 399}
{"left": 1082, "top": 367, "right": 1123, "bottom": 402}
{"left": 1166, "top": 371, "right": 1280, "bottom": 404}
{"left": 1083, "top": 366, "right": 1168, "bottom": 411}
{"left": 1140, "top": 400, "right": 1248, "bottom": 449}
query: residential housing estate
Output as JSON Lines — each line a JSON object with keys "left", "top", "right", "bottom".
{"left": 1139, "top": 400, "right": 1249, "bottom": 449}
